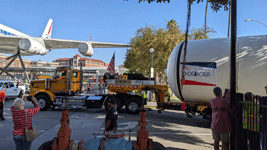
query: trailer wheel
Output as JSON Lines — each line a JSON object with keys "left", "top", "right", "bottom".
{"left": 36, "top": 95, "right": 51, "bottom": 111}
{"left": 105, "top": 97, "right": 122, "bottom": 112}
{"left": 125, "top": 97, "right": 141, "bottom": 114}
{"left": 151, "top": 142, "right": 166, "bottom": 150}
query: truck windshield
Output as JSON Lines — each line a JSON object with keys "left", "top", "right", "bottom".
{"left": 55, "top": 71, "right": 66, "bottom": 79}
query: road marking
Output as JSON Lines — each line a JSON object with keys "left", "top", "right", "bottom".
{"left": 70, "top": 116, "right": 79, "bottom": 119}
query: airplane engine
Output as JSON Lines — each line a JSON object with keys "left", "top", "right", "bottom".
{"left": 19, "top": 38, "right": 48, "bottom": 55}
{"left": 78, "top": 42, "right": 94, "bottom": 57}
{"left": 167, "top": 35, "right": 267, "bottom": 105}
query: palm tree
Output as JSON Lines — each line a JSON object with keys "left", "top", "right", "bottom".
{"left": 167, "top": 19, "right": 178, "bottom": 30}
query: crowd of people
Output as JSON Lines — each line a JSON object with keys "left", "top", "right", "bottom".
{"left": 86, "top": 81, "right": 105, "bottom": 94}
{"left": 210, "top": 85, "right": 267, "bottom": 150}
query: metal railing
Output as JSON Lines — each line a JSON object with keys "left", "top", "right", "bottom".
{"left": 232, "top": 93, "right": 267, "bottom": 150}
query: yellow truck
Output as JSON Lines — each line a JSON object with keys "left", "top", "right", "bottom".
{"left": 29, "top": 66, "right": 174, "bottom": 114}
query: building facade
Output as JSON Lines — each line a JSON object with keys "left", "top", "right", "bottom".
{"left": 30, "top": 61, "right": 60, "bottom": 67}
{"left": 53, "top": 54, "right": 109, "bottom": 68}
{"left": 0, "top": 54, "right": 31, "bottom": 68}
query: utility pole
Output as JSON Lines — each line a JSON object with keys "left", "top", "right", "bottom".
{"left": 230, "top": 0, "right": 237, "bottom": 149}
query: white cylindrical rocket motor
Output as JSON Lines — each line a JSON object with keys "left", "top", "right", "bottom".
{"left": 167, "top": 35, "right": 267, "bottom": 105}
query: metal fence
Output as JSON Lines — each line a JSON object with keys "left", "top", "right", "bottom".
{"left": 231, "top": 93, "right": 267, "bottom": 150}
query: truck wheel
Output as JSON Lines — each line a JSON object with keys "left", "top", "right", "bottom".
{"left": 36, "top": 95, "right": 51, "bottom": 111}
{"left": 104, "top": 97, "right": 122, "bottom": 112}
{"left": 151, "top": 142, "right": 166, "bottom": 150}
{"left": 18, "top": 90, "right": 24, "bottom": 98}
{"left": 125, "top": 98, "right": 141, "bottom": 114}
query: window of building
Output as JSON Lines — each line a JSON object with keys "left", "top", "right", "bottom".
{"left": 4, "top": 31, "right": 7, "bottom": 35}
{"left": 92, "top": 62, "right": 95, "bottom": 64}
{"left": 3, "top": 62, "right": 6, "bottom": 66}
{"left": 19, "top": 63, "right": 21, "bottom": 67}
{"left": 97, "top": 63, "right": 99, "bottom": 65}
{"left": 25, "top": 64, "right": 27, "bottom": 68}
{"left": 12, "top": 63, "right": 14, "bottom": 67}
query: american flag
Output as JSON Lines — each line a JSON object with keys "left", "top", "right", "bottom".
{"left": 107, "top": 52, "right": 115, "bottom": 75}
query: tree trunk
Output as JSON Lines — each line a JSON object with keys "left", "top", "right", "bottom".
{"left": 228, "top": 2, "right": 231, "bottom": 37}
{"left": 204, "top": 0, "right": 209, "bottom": 36}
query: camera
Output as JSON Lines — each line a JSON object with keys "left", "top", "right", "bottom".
{"left": 26, "top": 96, "right": 32, "bottom": 102}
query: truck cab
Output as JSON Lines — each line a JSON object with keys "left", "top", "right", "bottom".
{"left": 29, "top": 66, "right": 81, "bottom": 110}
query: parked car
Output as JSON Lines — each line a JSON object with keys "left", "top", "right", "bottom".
{"left": 0, "top": 81, "right": 24, "bottom": 98}
{"left": 16, "top": 81, "right": 29, "bottom": 94}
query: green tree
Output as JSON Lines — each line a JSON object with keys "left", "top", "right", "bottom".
{"left": 190, "top": 26, "right": 216, "bottom": 40}
{"left": 124, "top": 20, "right": 214, "bottom": 77}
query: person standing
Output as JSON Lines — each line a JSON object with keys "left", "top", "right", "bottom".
{"left": 104, "top": 99, "right": 118, "bottom": 133}
{"left": 99, "top": 82, "right": 103, "bottom": 94}
{"left": 11, "top": 97, "right": 40, "bottom": 150}
{"left": 0, "top": 87, "right": 6, "bottom": 121}
{"left": 87, "top": 83, "right": 91, "bottom": 94}
{"left": 210, "top": 87, "right": 231, "bottom": 150}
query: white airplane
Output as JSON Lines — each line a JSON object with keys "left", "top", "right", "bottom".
{"left": 167, "top": 35, "right": 267, "bottom": 119}
{"left": 0, "top": 18, "right": 130, "bottom": 80}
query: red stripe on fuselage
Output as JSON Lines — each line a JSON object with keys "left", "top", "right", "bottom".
{"left": 181, "top": 79, "right": 216, "bottom": 86}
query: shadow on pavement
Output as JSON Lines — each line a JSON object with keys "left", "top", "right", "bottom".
{"left": 24, "top": 101, "right": 212, "bottom": 149}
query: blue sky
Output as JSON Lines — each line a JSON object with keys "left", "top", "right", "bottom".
{"left": 1, "top": 0, "right": 266, "bottom": 66}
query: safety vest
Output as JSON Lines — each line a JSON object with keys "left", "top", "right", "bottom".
{"left": 243, "top": 100, "right": 260, "bottom": 132}
{"left": 143, "top": 93, "right": 147, "bottom": 99}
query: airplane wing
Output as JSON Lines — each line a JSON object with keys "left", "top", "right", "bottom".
{"left": 44, "top": 38, "right": 131, "bottom": 49}
{"left": 0, "top": 36, "right": 21, "bottom": 47}
{"left": 0, "top": 36, "right": 23, "bottom": 54}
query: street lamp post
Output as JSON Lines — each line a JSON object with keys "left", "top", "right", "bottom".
{"left": 149, "top": 48, "right": 155, "bottom": 78}
{"left": 245, "top": 19, "right": 267, "bottom": 28}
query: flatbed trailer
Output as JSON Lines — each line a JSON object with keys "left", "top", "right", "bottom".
{"left": 28, "top": 64, "right": 176, "bottom": 114}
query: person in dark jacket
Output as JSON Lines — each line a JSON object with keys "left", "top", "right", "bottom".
{"left": 104, "top": 99, "right": 118, "bottom": 133}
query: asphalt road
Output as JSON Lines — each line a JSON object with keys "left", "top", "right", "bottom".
{"left": 0, "top": 99, "right": 214, "bottom": 150}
